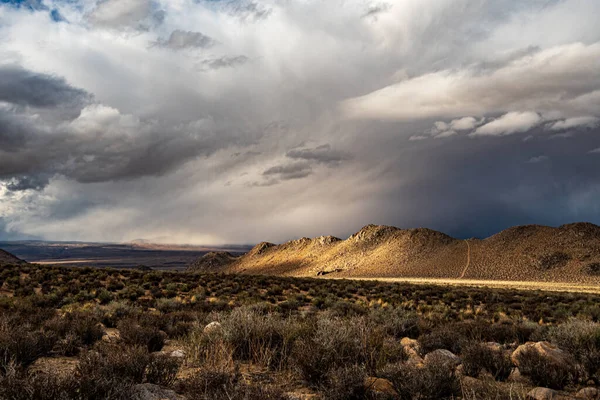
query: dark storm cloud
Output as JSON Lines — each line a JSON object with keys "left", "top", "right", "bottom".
{"left": 0, "top": 114, "right": 229, "bottom": 188}
{"left": 286, "top": 144, "right": 351, "bottom": 166}
{"left": 155, "top": 30, "right": 217, "bottom": 49}
{"left": 361, "top": 123, "right": 600, "bottom": 239}
{"left": 0, "top": 67, "right": 235, "bottom": 191}
{"left": 263, "top": 162, "right": 313, "bottom": 181}
{"left": 0, "top": 65, "right": 90, "bottom": 108}
{"left": 200, "top": 55, "right": 248, "bottom": 70}
{"left": 5, "top": 175, "right": 50, "bottom": 192}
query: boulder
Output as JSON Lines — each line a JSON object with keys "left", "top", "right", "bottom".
{"left": 527, "top": 387, "right": 577, "bottom": 400}
{"left": 512, "top": 342, "right": 572, "bottom": 368}
{"left": 424, "top": 349, "right": 461, "bottom": 368}
{"left": 577, "top": 387, "right": 600, "bottom": 399}
{"left": 203, "top": 321, "right": 223, "bottom": 335}
{"left": 132, "top": 383, "right": 186, "bottom": 400}
{"left": 364, "top": 377, "right": 398, "bottom": 397}
{"left": 527, "top": 387, "right": 560, "bottom": 400}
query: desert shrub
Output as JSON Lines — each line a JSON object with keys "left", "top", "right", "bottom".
{"left": 54, "top": 333, "right": 82, "bottom": 356}
{"left": 0, "top": 365, "right": 79, "bottom": 400}
{"left": 370, "top": 308, "right": 420, "bottom": 339}
{"left": 100, "top": 301, "right": 138, "bottom": 328}
{"left": 517, "top": 347, "right": 578, "bottom": 389}
{"left": 220, "top": 307, "right": 305, "bottom": 369}
{"left": 461, "top": 343, "right": 513, "bottom": 381}
{"left": 322, "top": 365, "right": 372, "bottom": 400}
{"left": 379, "top": 357, "right": 460, "bottom": 400}
{"left": 418, "top": 325, "right": 465, "bottom": 354}
{"left": 78, "top": 345, "right": 150, "bottom": 384}
{"left": 178, "top": 367, "right": 287, "bottom": 400}
{"left": 184, "top": 326, "right": 235, "bottom": 371}
{"left": 46, "top": 313, "right": 105, "bottom": 347}
{"left": 96, "top": 289, "right": 114, "bottom": 305}
{"left": 292, "top": 316, "right": 384, "bottom": 385}
{"left": 155, "top": 298, "right": 182, "bottom": 313}
{"left": 145, "top": 353, "right": 181, "bottom": 386}
{"left": 548, "top": 319, "right": 600, "bottom": 380}
{"left": 0, "top": 327, "right": 56, "bottom": 371}
{"left": 117, "top": 319, "right": 165, "bottom": 352}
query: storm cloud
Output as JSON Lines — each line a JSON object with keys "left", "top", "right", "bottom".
{"left": 1, "top": 0, "right": 600, "bottom": 245}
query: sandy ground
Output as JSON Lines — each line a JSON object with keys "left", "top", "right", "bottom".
{"left": 326, "top": 276, "right": 600, "bottom": 294}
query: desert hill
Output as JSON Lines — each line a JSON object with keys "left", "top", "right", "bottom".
{"left": 187, "top": 223, "right": 600, "bottom": 283}
{"left": 0, "top": 248, "right": 26, "bottom": 265}
{"left": 187, "top": 251, "right": 239, "bottom": 272}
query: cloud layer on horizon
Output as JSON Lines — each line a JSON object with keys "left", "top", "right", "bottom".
{"left": 1, "top": 0, "right": 600, "bottom": 244}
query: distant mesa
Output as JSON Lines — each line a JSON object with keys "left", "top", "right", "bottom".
{"left": 0, "top": 248, "right": 27, "bottom": 265}
{"left": 187, "top": 222, "right": 600, "bottom": 284}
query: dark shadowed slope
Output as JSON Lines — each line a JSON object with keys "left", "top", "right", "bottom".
{"left": 0, "top": 248, "right": 26, "bottom": 265}
{"left": 188, "top": 223, "right": 600, "bottom": 284}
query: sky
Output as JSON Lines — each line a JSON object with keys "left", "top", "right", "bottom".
{"left": 0, "top": 0, "right": 600, "bottom": 245}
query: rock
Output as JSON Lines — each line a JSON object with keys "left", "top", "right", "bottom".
{"left": 508, "top": 367, "right": 529, "bottom": 384}
{"left": 484, "top": 342, "right": 504, "bottom": 352}
{"left": 170, "top": 349, "right": 185, "bottom": 358}
{"left": 460, "top": 376, "right": 488, "bottom": 394}
{"left": 364, "top": 377, "right": 398, "bottom": 397}
{"left": 577, "top": 387, "right": 600, "bottom": 399}
{"left": 401, "top": 337, "right": 424, "bottom": 365}
{"left": 132, "top": 383, "right": 186, "bottom": 400}
{"left": 285, "top": 394, "right": 318, "bottom": 400}
{"left": 424, "top": 349, "right": 461, "bottom": 368}
{"left": 400, "top": 337, "right": 422, "bottom": 355}
{"left": 101, "top": 328, "right": 120, "bottom": 343}
{"left": 203, "top": 321, "right": 223, "bottom": 335}
{"left": 512, "top": 342, "right": 572, "bottom": 368}
{"left": 527, "top": 387, "right": 577, "bottom": 400}
{"left": 527, "top": 387, "right": 560, "bottom": 400}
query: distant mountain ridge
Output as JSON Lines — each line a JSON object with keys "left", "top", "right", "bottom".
{"left": 187, "top": 223, "right": 600, "bottom": 283}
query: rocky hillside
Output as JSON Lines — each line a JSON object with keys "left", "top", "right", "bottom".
{"left": 187, "top": 223, "right": 600, "bottom": 283}
{"left": 187, "top": 252, "right": 239, "bottom": 273}
{"left": 0, "top": 248, "right": 25, "bottom": 265}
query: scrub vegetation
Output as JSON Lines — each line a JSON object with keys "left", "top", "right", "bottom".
{"left": 1, "top": 263, "right": 600, "bottom": 399}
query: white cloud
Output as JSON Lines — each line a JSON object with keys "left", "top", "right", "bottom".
{"left": 341, "top": 43, "right": 600, "bottom": 122}
{"left": 450, "top": 116, "right": 479, "bottom": 131}
{"left": 549, "top": 116, "right": 599, "bottom": 131}
{"left": 471, "top": 112, "right": 542, "bottom": 137}
{"left": 590, "top": 148, "right": 600, "bottom": 154}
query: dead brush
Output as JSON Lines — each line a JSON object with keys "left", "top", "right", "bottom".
{"left": 184, "top": 324, "right": 235, "bottom": 372}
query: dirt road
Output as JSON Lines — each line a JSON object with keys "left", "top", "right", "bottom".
{"left": 328, "top": 276, "right": 600, "bottom": 294}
